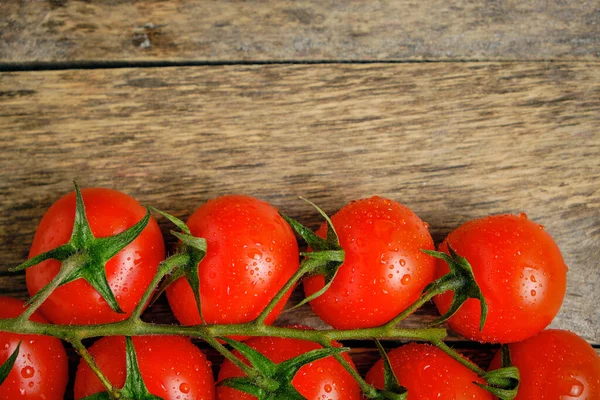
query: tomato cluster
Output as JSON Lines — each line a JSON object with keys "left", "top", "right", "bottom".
{"left": 0, "top": 186, "right": 597, "bottom": 400}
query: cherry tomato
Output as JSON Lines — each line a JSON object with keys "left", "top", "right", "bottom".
{"left": 303, "top": 196, "right": 435, "bottom": 329}
{"left": 433, "top": 214, "right": 567, "bottom": 343}
{"left": 217, "top": 335, "right": 361, "bottom": 399}
{"left": 26, "top": 188, "right": 165, "bottom": 324}
{"left": 490, "top": 329, "right": 600, "bottom": 399}
{"left": 74, "top": 336, "right": 214, "bottom": 399}
{"left": 365, "top": 343, "right": 492, "bottom": 399}
{"left": 0, "top": 296, "right": 68, "bottom": 400}
{"left": 166, "top": 195, "right": 298, "bottom": 327}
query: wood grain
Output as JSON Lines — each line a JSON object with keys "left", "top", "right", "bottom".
{"left": 1, "top": 0, "right": 599, "bottom": 63}
{"left": 0, "top": 63, "right": 599, "bottom": 348}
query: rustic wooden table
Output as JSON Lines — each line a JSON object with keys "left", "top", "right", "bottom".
{"left": 1, "top": 1, "right": 599, "bottom": 397}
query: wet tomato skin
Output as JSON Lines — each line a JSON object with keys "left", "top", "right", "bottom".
{"left": 0, "top": 296, "right": 68, "bottom": 400}
{"left": 365, "top": 343, "right": 491, "bottom": 399}
{"left": 217, "top": 335, "right": 361, "bottom": 400}
{"left": 304, "top": 196, "right": 435, "bottom": 329}
{"left": 489, "top": 329, "right": 600, "bottom": 399}
{"left": 433, "top": 214, "right": 567, "bottom": 343}
{"left": 74, "top": 336, "right": 215, "bottom": 399}
{"left": 166, "top": 195, "right": 299, "bottom": 327}
{"left": 26, "top": 188, "right": 165, "bottom": 325}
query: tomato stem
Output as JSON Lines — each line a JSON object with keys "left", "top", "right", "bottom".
{"left": 384, "top": 287, "right": 441, "bottom": 329}
{"left": 318, "top": 338, "right": 380, "bottom": 398}
{"left": 431, "top": 339, "right": 486, "bottom": 376}
{"left": 19, "top": 252, "right": 88, "bottom": 322}
{"left": 253, "top": 262, "right": 312, "bottom": 326}
{"left": 129, "top": 252, "right": 190, "bottom": 321}
{"left": 71, "top": 339, "right": 119, "bottom": 399}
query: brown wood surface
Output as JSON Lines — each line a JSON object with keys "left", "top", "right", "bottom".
{"left": 0, "top": 62, "right": 598, "bottom": 346}
{"left": 1, "top": 0, "right": 599, "bottom": 63}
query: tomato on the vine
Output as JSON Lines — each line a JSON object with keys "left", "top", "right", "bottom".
{"left": 0, "top": 296, "right": 68, "bottom": 400}
{"left": 365, "top": 343, "right": 492, "bottom": 399}
{"left": 217, "top": 335, "right": 361, "bottom": 399}
{"left": 74, "top": 336, "right": 214, "bottom": 399}
{"left": 303, "top": 196, "right": 435, "bottom": 329}
{"left": 26, "top": 188, "right": 165, "bottom": 324}
{"left": 433, "top": 214, "right": 567, "bottom": 343}
{"left": 166, "top": 195, "right": 299, "bottom": 327}
{"left": 490, "top": 329, "right": 600, "bottom": 399}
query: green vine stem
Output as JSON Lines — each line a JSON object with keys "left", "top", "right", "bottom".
{"left": 318, "top": 338, "right": 379, "bottom": 399}
{"left": 431, "top": 338, "right": 486, "bottom": 376}
{"left": 18, "top": 253, "right": 88, "bottom": 322}
{"left": 71, "top": 340, "right": 118, "bottom": 398}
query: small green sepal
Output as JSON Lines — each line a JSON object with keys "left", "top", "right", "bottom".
{"left": 280, "top": 198, "right": 345, "bottom": 308}
{"left": 148, "top": 209, "right": 207, "bottom": 322}
{"left": 475, "top": 345, "right": 520, "bottom": 399}
{"left": 422, "top": 245, "right": 488, "bottom": 330}
{"left": 219, "top": 338, "right": 350, "bottom": 400}
{"left": 0, "top": 342, "right": 21, "bottom": 386}
{"left": 11, "top": 182, "right": 152, "bottom": 314}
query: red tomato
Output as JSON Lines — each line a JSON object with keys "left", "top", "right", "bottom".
{"left": 26, "top": 188, "right": 165, "bottom": 324}
{"left": 166, "top": 195, "right": 298, "bottom": 327}
{"left": 0, "top": 296, "right": 68, "bottom": 400}
{"left": 217, "top": 335, "right": 361, "bottom": 399}
{"left": 365, "top": 343, "right": 492, "bottom": 399}
{"left": 74, "top": 336, "right": 215, "bottom": 399}
{"left": 303, "top": 196, "right": 435, "bottom": 329}
{"left": 490, "top": 330, "right": 600, "bottom": 399}
{"left": 433, "top": 214, "right": 567, "bottom": 343}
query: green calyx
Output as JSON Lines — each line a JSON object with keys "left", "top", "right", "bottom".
{"left": 0, "top": 342, "right": 21, "bottom": 386}
{"left": 422, "top": 245, "right": 488, "bottom": 331}
{"left": 11, "top": 182, "right": 150, "bottom": 314}
{"left": 280, "top": 198, "right": 345, "bottom": 309}
{"left": 80, "top": 337, "right": 163, "bottom": 400}
{"left": 219, "top": 338, "right": 349, "bottom": 400}
{"left": 476, "top": 345, "right": 520, "bottom": 399}
{"left": 148, "top": 207, "right": 207, "bottom": 322}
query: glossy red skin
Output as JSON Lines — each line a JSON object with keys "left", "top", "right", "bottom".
{"left": 490, "top": 330, "right": 600, "bottom": 399}
{"left": 26, "top": 188, "right": 165, "bottom": 325}
{"left": 365, "top": 343, "right": 492, "bottom": 400}
{"left": 0, "top": 296, "right": 68, "bottom": 400}
{"left": 217, "top": 336, "right": 361, "bottom": 400}
{"left": 166, "top": 195, "right": 299, "bottom": 327}
{"left": 74, "top": 336, "right": 215, "bottom": 399}
{"left": 303, "top": 196, "right": 435, "bottom": 329}
{"left": 433, "top": 214, "right": 567, "bottom": 343}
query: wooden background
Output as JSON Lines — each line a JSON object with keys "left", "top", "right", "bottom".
{"left": 1, "top": 0, "right": 599, "bottom": 397}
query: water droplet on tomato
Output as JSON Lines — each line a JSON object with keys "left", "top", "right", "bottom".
{"left": 401, "top": 274, "right": 411, "bottom": 285}
{"left": 179, "top": 383, "right": 190, "bottom": 393}
{"left": 247, "top": 248, "right": 262, "bottom": 260}
{"left": 399, "top": 259, "right": 406, "bottom": 267}
{"left": 519, "top": 213, "right": 528, "bottom": 219}
{"left": 324, "top": 384, "right": 333, "bottom": 393}
{"left": 530, "top": 275, "right": 536, "bottom": 282}
{"left": 21, "top": 366, "right": 35, "bottom": 378}
{"left": 28, "top": 381, "right": 34, "bottom": 388}
{"left": 388, "top": 274, "right": 393, "bottom": 279}
{"left": 530, "top": 289, "right": 537, "bottom": 297}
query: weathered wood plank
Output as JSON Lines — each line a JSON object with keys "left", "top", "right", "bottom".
{"left": 0, "top": 63, "right": 598, "bottom": 346}
{"left": 1, "top": 0, "right": 598, "bottom": 63}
